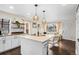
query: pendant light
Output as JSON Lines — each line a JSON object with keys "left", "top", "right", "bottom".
{"left": 33, "top": 4, "right": 39, "bottom": 22}
{"left": 42, "top": 10, "right": 47, "bottom": 34}
{"left": 42, "top": 10, "right": 47, "bottom": 24}
{"left": 43, "top": 10, "right": 45, "bottom": 20}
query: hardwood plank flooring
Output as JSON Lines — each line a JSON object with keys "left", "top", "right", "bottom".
{"left": 0, "top": 39, "right": 75, "bottom": 55}
{"left": 0, "top": 47, "right": 21, "bottom": 55}
{"left": 50, "top": 39, "right": 75, "bottom": 55}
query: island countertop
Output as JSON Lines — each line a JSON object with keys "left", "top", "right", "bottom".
{"left": 20, "top": 34, "right": 54, "bottom": 42}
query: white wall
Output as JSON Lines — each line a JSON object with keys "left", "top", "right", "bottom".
{"left": 48, "top": 15, "right": 76, "bottom": 41}
{"left": 76, "top": 12, "right": 79, "bottom": 39}
{"left": 62, "top": 16, "right": 76, "bottom": 41}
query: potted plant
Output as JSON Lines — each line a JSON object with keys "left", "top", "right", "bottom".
{"left": 15, "top": 21, "right": 20, "bottom": 28}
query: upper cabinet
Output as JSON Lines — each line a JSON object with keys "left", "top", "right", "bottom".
{"left": 0, "top": 19, "right": 10, "bottom": 35}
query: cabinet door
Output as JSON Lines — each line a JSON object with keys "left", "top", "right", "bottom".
{"left": 17, "top": 37, "right": 21, "bottom": 46}
{"left": 12, "top": 36, "right": 19, "bottom": 48}
{"left": 76, "top": 46, "right": 79, "bottom": 55}
{"left": 42, "top": 41, "right": 48, "bottom": 55}
{"left": 0, "top": 38, "right": 4, "bottom": 53}
{"left": 4, "top": 36, "right": 12, "bottom": 51}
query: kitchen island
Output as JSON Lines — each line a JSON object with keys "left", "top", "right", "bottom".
{"left": 20, "top": 34, "right": 53, "bottom": 55}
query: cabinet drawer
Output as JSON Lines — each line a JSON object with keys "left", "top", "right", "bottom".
{"left": 0, "top": 39, "right": 4, "bottom": 53}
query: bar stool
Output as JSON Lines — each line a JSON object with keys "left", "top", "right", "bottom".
{"left": 48, "top": 35, "right": 60, "bottom": 55}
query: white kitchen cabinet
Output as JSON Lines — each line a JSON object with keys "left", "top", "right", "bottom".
{"left": 0, "top": 37, "right": 5, "bottom": 53}
{"left": 42, "top": 41, "right": 48, "bottom": 55}
{"left": 5, "top": 35, "right": 20, "bottom": 49}
{"left": 17, "top": 37, "right": 21, "bottom": 46}
{"left": 21, "top": 38, "right": 42, "bottom": 55}
{"left": 76, "top": 46, "right": 79, "bottom": 55}
{"left": 20, "top": 34, "right": 53, "bottom": 55}
{"left": 11, "top": 36, "right": 20, "bottom": 48}
{"left": 76, "top": 38, "right": 79, "bottom": 55}
{"left": 21, "top": 38, "right": 48, "bottom": 55}
{"left": 0, "top": 35, "right": 21, "bottom": 53}
{"left": 4, "top": 36, "right": 12, "bottom": 51}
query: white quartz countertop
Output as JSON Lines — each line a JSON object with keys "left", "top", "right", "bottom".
{"left": 20, "top": 34, "right": 54, "bottom": 42}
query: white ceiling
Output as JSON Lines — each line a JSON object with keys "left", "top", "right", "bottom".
{"left": 0, "top": 4, "right": 78, "bottom": 22}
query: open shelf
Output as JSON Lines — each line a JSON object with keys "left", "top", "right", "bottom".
{"left": 11, "top": 21, "right": 24, "bottom": 33}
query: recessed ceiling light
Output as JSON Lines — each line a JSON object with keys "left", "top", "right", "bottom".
{"left": 9, "top": 6, "right": 14, "bottom": 9}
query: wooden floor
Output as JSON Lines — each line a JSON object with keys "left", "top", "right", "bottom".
{"left": 0, "top": 47, "right": 21, "bottom": 55}
{"left": 50, "top": 39, "right": 75, "bottom": 55}
{"left": 0, "top": 39, "right": 75, "bottom": 55}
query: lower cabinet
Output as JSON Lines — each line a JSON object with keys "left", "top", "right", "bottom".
{"left": 4, "top": 36, "right": 12, "bottom": 51}
{"left": 76, "top": 46, "right": 79, "bottom": 55}
{"left": 76, "top": 41, "right": 79, "bottom": 55}
{"left": 0, "top": 35, "right": 20, "bottom": 53}
{"left": 21, "top": 38, "right": 48, "bottom": 55}
{"left": 0, "top": 37, "right": 5, "bottom": 53}
{"left": 42, "top": 41, "right": 48, "bottom": 55}
{"left": 11, "top": 36, "right": 20, "bottom": 48}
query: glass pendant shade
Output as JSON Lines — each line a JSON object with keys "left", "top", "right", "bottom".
{"left": 33, "top": 4, "right": 39, "bottom": 22}
{"left": 42, "top": 10, "right": 47, "bottom": 24}
{"left": 32, "top": 16, "right": 39, "bottom": 21}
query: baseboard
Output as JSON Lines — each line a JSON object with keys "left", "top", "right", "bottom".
{"left": 62, "top": 39, "right": 76, "bottom": 42}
